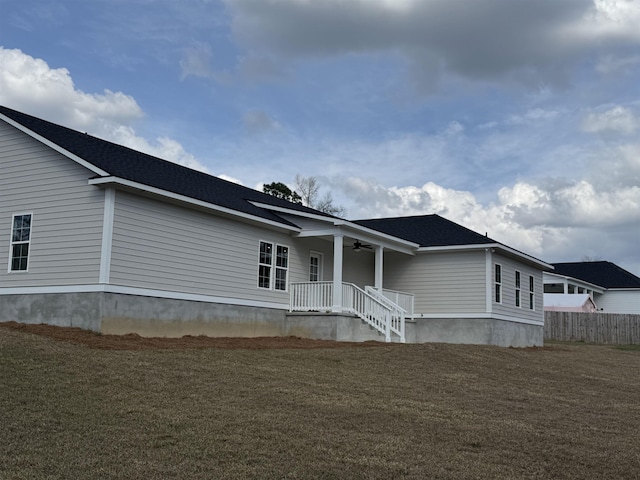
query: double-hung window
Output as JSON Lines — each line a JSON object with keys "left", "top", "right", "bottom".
{"left": 494, "top": 264, "right": 502, "bottom": 304}
{"left": 515, "top": 271, "right": 521, "bottom": 308}
{"left": 258, "top": 241, "right": 289, "bottom": 291}
{"left": 9, "top": 214, "right": 32, "bottom": 272}
{"left": 529, "top": 275, "right": 535, "bottom": 310}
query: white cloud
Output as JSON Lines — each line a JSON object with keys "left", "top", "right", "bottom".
{"left": 582, "top": 106, "right": 640, "bottom": 134}
{"left": 0, "top": 47, "right": 211, "bottom": 173}
{"left": 331, "top": 173, "right": 640, "bottom": 270}
{"left": 0, "top": 47, "right": 142, "bottom": 129}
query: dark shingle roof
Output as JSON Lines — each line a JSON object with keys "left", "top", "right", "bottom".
{"left": 354, "top": 214, "right": 496, "bottom": 247}
{"left": 551, "top": 261, "right": 640, "bottom": 289}
{"left": 0, "top": 105, "right": 335, "bottom": 228}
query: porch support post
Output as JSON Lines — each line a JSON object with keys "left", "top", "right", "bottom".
{"left": 374, "top": 245, "right": 384, "bottom": 291}
{"left": 332, "top": 234, "right": 343, "bottom": 313}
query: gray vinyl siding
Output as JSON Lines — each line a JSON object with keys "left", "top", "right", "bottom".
{"left": 492, "top": 253, "right": 544, "bottom": 322}
{"left": 595, "top": 290, "right": 640, "bottom": 314}
{"left": 110, "top": 191, "right": 309, "bottom": 303}
{"left": 383, "top": 250, "right": 486, "bottom": 314}
{"left": 0, "top": 121, "right": 104, "bottom": 287}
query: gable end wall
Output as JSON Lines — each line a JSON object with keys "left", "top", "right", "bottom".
{"left": 0, "top": 120, "right": 104, "bottom": 287}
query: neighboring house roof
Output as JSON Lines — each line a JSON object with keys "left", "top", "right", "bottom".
{"left": 354, "top": 215, "right": 497, "bottom": 247}
{"left": 0, "top": 105, "right": 334, "bottom": 229}
{"left": 543, "top": 293, "right": 597, "bottom": 312}
{"left": 551, "top": 261, "right": 640, "bottom": 289}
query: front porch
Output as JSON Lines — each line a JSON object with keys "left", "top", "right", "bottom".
{"left": 290, "top": 281, "right": 414, "bottom": 342}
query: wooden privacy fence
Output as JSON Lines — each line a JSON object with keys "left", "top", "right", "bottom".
{"left": 544, "top": 311, "right": 640, "bottom": 344}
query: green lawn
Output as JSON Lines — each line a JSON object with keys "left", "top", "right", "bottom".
{"left": 1, "top": 326, "right": 639, "bottom": 479}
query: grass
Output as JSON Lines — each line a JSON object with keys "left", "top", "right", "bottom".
{"left": 1, "top": 329, "right": 640, "bottom": 479}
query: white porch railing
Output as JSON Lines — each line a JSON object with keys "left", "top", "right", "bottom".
{"left": 379, "top": 288, "right": 414, "bottom": 319}
{"left": 290, "top": 281, "right": 334, "bottom": 312}
{"left": 290, "top": 282, "right": 406, "bottom": 342}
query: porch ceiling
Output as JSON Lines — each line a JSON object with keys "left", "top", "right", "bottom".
{"left": 294, "top": 228, "right": 417, "bottom": 255}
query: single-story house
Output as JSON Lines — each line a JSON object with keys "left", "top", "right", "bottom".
{"left": 544, "top": 261, "right": 640, "bottom": 314}
{"left": 543, "top": 293, "right": 597, "bottom": 313}
{"left": 0, "top": 105, "right": 552, "bottom": 346}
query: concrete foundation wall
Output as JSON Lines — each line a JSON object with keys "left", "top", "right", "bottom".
{"left": 407, "top": 317, "right": 543, "bottom": 347}
{"left": 0, "top": 292, "right": 542, "bottom": 346}
{"left": 0, "top": 292, "right": 286, "bottom": 338}
{"left": 0, "top": 292, "right": 103, "bottom": 331}
{"left": 100, "top": 294, "right": 287, "bottom": 338}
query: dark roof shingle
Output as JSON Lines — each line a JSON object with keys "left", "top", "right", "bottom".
{"left": 552, "top": 261, "right": 640, "bottom": 289}
{"left": 0, "top": 105, "right": 335, "bottom": 228}
{"left": 355, "top": 214, "right": 496, "bottom": 247}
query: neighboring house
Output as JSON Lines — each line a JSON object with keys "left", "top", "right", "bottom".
{"left": 544, "top": 261, "right": 640, "bottom": 314}
{"left": 0, "top": 105, "right": 551, "bottom": 346}
{"left": 543, "top": 293, "right": 597, "bottom": 313}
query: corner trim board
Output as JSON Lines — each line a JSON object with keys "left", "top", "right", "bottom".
{"left": 99, "top": 188, "right": 115, "bottom": 283}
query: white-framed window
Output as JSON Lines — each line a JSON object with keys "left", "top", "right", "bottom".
{"left": 309, "top": 252, "right": 323, "bottom": 282}
{"left": 275, "top": 245, "right": 289, "bottom": 291}
{"left": 515, "top": 270, "right": 521, "bottom": 308}
{"left": 258, "top": 241, "right": 289, "bottom": 291}
{"left": 258, "top": 241, "right": 272, "bottom": 289}
{"left": 494, "top": 263, "right": 502, "bottom": 304}
{"left": 529, "top": 275, "right": 535, "bottom": 310}
{"left": 9, "top": 213, "right": 32, "bottom": 272}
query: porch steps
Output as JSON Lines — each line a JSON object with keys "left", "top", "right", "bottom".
{"left": 285, "top": 311, "right": 405, "bottom": 343}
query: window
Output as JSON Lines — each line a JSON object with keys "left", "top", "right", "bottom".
{"left": 515, "top": 270, "right": 521, "bottom": 308}
{"left": 495, "top": 264, "right": 502, "bottom": 303}
{"left": 258, "top": 241, "right": 272, "bottom": 288}
{"left": 309, "top": 252, "right": 322, "bottom": 282}
{"left": 258, "top": 241, "right": 289, "bottom": 291}
{"left": 275, "top": 245, "right": 288, "bottom": 291}
{"left": 529, "top": 275, "right": 535, "bottom": 310}
{"left": 9, "top": 214, "right": 32, "bottom": 272}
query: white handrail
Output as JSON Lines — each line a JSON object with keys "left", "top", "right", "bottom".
{"left": 379, "top": 288, "right": 414, "bottom": 319}
{"left": 290, "top": 282, "right": 406, "bottom": 342}
{"left": 365, "top": 287, "right": 406, "bottom": 342}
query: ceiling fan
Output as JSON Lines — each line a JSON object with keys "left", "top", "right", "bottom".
{"left": 349, "top": 240, "right": 372, "bottom": 252}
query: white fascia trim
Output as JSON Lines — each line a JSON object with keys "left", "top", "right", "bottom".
{"left": 0, "top": 284, "right": 290, "bottom": 310}
{"left": 414, "top": 312, "right": 544, "bottom": 326}
{"left": 543, "top": 272, "right": 606, "bottom": 293}
{"left": 250, "top": 201, "right": 419, "bottom": 251}
{"left": 88, "top": 176, "right": 301, "bottom": 233}
{"left": 418, "top": 243, "right": 552, "bottom": 270}
{"left": 249, "top": 201, "right": 342, "bottom": 224}
{"left": 0, "top": 114, "right": 109, "bottom": 176}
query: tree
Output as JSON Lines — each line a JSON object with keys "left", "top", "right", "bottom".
{"left": 262, "top": 182, "right": 302, "bottom": 204}
{"left": 294, "top": 175, "right": 346, "bottom": 217}
{"left": 263, "top": 176, "right": 346, "bottom": 217}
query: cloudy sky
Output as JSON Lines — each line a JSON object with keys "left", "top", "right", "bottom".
{"left": 1, "top": 0, "right": 639, "bottom": 274}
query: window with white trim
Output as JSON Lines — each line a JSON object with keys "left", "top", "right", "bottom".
{"left": 258, "top": 241, "right": 272, "bottom": 288}
{"left": 495, "top": 264, "right": 502, "bottom": 303}
{"left": 515, "top": 270, "right": 521, "bottom": 308}
{"left": 258, "top": 241, "right": 289, "bottom": 291}
{"left": 9, "top": 214, "right": 32, "bottom": 272}
{"left": 309, "top": 252, "right": 322, "bottom": 282}
{"left": 529, "top": 275, "right": 535, "bottom": 310}
{"left": 275, "top": 245, "right": 289, "bottom": 291}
